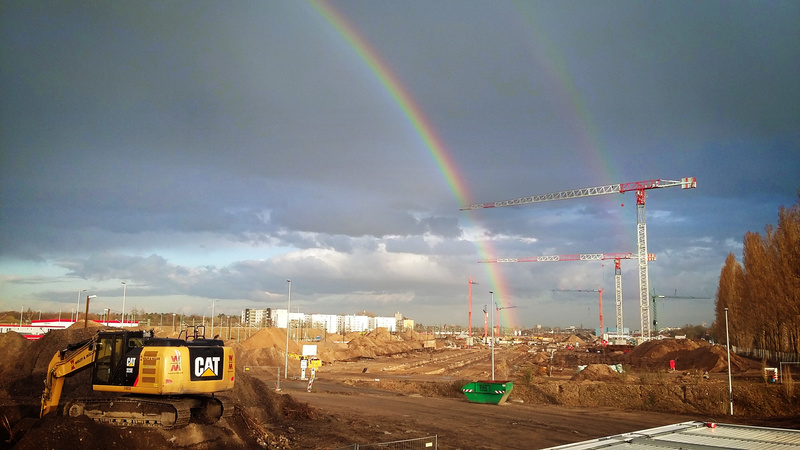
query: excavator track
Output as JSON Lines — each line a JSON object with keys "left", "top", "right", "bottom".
{"left": 64, "top": 397, "right": 198, "bottom": 429}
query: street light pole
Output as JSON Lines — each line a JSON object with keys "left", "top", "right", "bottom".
{"left": 725, "top": 307, "right": 734, "bottom": 415}
{"left": 121, "top": 282, "right": 127, "bottom": 327}
{"left": 211, "top": 300, "right": 215, "bottom": 338}
{"left": 490, "top": 291, "right": 495, "bottom": 381}
{"left": 285, "top": 279, "right": 292, "bottom": 380}
{"left": 84, "top": 295, "right": 97, "bottom": 329}
{"left": 76, "top": 289, "right": 86, "bottom": 322}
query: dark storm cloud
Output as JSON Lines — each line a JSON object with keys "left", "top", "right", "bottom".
{"left": 1, "top": 1, "right": 797, "bottom": 327}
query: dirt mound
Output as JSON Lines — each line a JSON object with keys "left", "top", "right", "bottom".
{"left": 626, "top": 339, "right": 755, "bottom": 373}
{"left": 367, "top": 327, "right": 393, "bottom": 341}
{"left": 346, "top": 329, "right": 423, "bottom": 359}
{"left": 529, "top": 352, "right": 550, "bottom": 364}
{"left": 239, "top": 327, "right": 298, "bottom": 352}
{"left": 67, "top": 320, "right": 104, "bottom": 329}
{"left": 571, "top": 364, "right": 623, "bottom": 382}
{"left": 564, "top": 335, "right": 585, "bottom": 345}
{"left": 397, "top": 329, "right": 422, "bottom": 341}
{"left": 0, "top": 327, "right": 104, "bottom": 398}
{"left": 0, "top": 331, "right": 32, "bottom": 365}
{"left": 675, "top": 345, "right": 754, "bottom": 373}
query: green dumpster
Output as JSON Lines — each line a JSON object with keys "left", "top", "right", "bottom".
{"left": 461, "top": 380, "right": 513, "bottom": 404}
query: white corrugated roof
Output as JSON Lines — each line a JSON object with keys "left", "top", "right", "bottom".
{"left": 545, "top": 421, "right": 800, "bottom": 449}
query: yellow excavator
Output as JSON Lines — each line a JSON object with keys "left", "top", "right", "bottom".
{"left": 40, "top": 326, "right": 235, "bottom": 428}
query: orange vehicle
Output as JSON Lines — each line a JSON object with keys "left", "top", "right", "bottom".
{"left": 40, "top": 327, "right": 234, "bottom": 428}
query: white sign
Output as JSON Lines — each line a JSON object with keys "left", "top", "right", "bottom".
{"left": 302, "top": 344, "right": 317, "bottom": 356}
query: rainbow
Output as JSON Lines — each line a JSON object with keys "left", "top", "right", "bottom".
{"left": 310, "top": 0, "right": 517, "bottom": 327}
{"left": 509, "top": 2, "right": 629, "bottom": 249}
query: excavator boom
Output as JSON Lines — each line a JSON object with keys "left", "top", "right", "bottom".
{"left": 41, "top": 337, "right": 99, "bottom": 417}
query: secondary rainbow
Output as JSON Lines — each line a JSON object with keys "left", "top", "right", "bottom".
{"left": 310, "top": 0, "right": 518, "bottom": 327}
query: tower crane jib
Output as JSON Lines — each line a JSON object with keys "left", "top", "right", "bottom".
{"left": 463, "top": 177, "right": 696, "bottom": 341}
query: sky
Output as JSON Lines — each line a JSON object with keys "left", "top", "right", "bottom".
{"left": 1, "top": 0, "right": 798, "bottom": 331}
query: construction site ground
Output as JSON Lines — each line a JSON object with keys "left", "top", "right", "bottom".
{"left": 1, "top": 326, "right": 799, "bottom": 449}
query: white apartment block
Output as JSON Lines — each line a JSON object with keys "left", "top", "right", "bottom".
{"left": 247, "top": 309, "right": 406, "bottom": 335}
{"left": 241, "top": 308, "right": 272, "bottom": 327}
{"left": 370, "top": 316, "right": 396, "bottom": 332}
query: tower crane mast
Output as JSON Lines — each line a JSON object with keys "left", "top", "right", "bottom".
{"left": 462, "top": 177, "right": 696, "bottom": 341}
{"left": 480, "top": 252, "right": 655, "bottom": 340}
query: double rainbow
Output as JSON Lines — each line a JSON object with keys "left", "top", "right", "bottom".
{"left": 310, "top": 0, "right": 516, "bottom": 327}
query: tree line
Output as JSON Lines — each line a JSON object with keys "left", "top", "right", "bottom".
{"left": 713, "top": 194, "right": 800, "bottom": 353}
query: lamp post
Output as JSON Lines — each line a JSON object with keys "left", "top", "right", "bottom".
{"left": 172, "top": 313, "right": 176, "bottom": 333}
{"left": 84, "top": 295, "right": 97, "bottom": 329}
{"left": 490, "top": 291, "right": 495, "bottom": 381}
{"left": 725, "top": 307, "right": 734, "bottom": 415}
{"left": 285, "top": 279, "right": 292, "bottom": 380}
{"left": 76, "top": 289, "right": 86, "bottom": 322}
{"left": 121, "top": 282, "right": 127, "bottom": 327}
{"left": 104, "top": 308, "right": 109, "bottom": 326}
{"left": 211, "top": 300, "right": 215, "bottom": 338}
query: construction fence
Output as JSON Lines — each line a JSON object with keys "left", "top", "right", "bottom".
{"left": 732, "top": 346, "right": 800, "bottom": 364}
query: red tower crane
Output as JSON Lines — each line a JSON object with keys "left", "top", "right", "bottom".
{"left": 467, "top": 277, "right": 478, "bottom": 347}
{"left": 482, "top": 305, "right": 488, "bottom": 341}
{"left": 480, "top": 252, "right": 655, "bottom": 340}
{"left": 495, "top": 304, "right": 517, "bottom": 339}
{"left": 462, "top": 178, "right": 696, "bottom": 340}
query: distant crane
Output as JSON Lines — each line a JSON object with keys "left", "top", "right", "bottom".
{"left": 480, "top": 252, "right": 656, "bottom": 340}
{"left": 495, "top": 304, "right": 517, "bottom": 338}
{"left": 552, "top": 287, "right": 604, "bottom": 337}
{"left": 462, "top": 177, "right": 697, "bottom": 340}
{"left": 468, "top": 277, "right": 478, "bottom": 346}
{"left": 482, "top": 305, "right": 488, "bottom": 341}
{"left": 650, "top": 290, "right": 711, "bottom": 335}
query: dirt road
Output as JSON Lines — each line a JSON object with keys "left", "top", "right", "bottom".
{"left": 265, "top": 376, "right": 695, "bottom": 449}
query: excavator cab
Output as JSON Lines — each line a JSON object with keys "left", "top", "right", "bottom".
{"left": 92, "top": 330, "right": 149, "bottom": 386}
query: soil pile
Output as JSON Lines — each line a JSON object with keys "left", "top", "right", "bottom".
{"left": 529, "top": 351, "right": 551, "bottom": 364}
{"left": 344, "top": 327, "right": 424, "bottom": 359}
{"left": 0, "top": 331, "right": 32, "bottom": 374}
{"left": 234, "top": 327, "right": 425, "bottom": 374}
{"left": 0, "top": 325, "right": 103, "bottom": 398}
{"left": 626, "top": 339, "right": 755, "bottom": 372}
{"left": 397, "top": 328, "right": 422, "bottom": 341}
{"left": 571, "top": 364, "right": 623, "bottom": 382}
{"left": 564, "top": 335, "right": 585, "bottom": 345}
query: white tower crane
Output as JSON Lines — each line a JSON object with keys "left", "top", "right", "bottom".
{"left": 480, "top": 252, "right": 655, "bottom": 340}
{"left": 462, "top": 177, "right": 696, "bottom": 341}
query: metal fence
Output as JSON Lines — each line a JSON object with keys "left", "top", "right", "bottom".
{"left": 334, "top": 435, "right": 438, "bottom": 450}
{"left": 732, "top": 346, "right": 800, "bottom": 363}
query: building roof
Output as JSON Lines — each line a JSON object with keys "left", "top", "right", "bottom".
{"left": 546, "top": 421, "right": 800, "bottom": 449}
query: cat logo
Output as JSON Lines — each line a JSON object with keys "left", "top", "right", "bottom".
{"left": 194, "top": 356, "right": 221, "bottom": 377}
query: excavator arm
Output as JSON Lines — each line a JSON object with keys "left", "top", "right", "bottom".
{"left": 40, "top": 336, "right": 99, "bottom": 417}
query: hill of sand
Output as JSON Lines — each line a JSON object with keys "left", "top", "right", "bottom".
{"left": 625, "top": 338, "right": 757, "bottom": 372}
